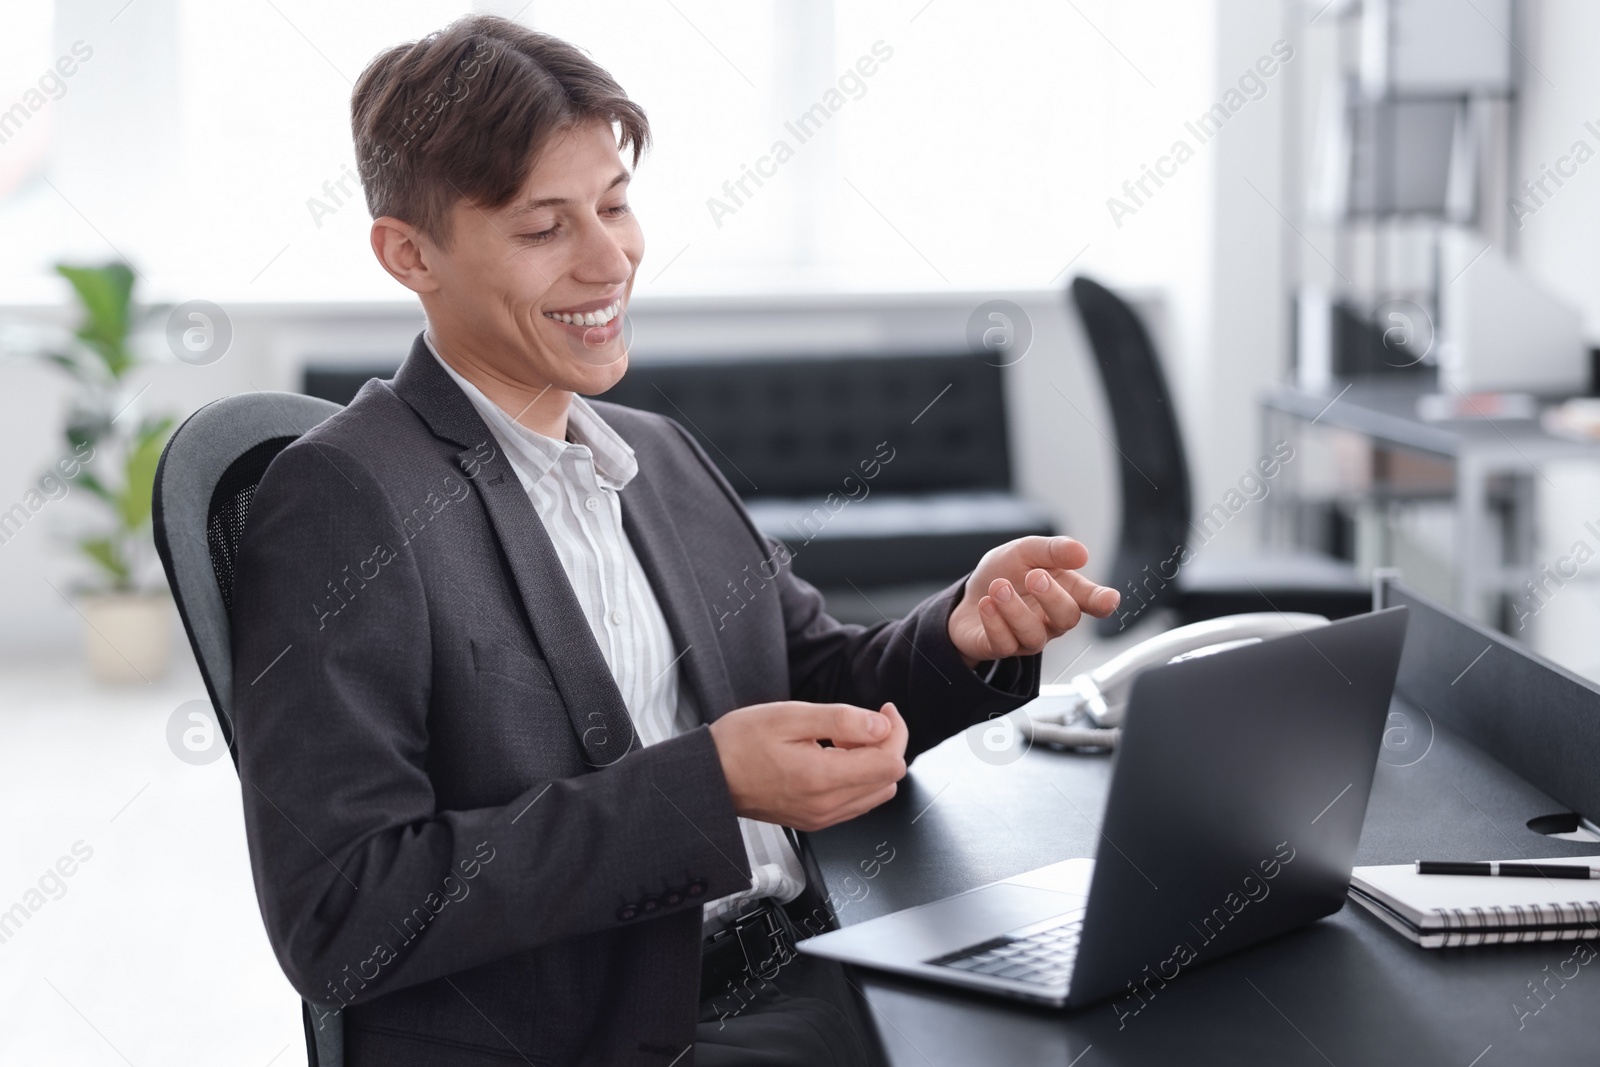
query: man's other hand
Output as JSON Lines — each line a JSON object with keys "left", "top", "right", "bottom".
{"left": 947, "top": 535, "right": 1120, "bottom": 669}
{"left": 708, "top": 701, "right": 908, "bottom": 832}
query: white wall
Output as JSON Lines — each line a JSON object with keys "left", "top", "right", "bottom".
{"left": 1513, "top": 0, "right": 1600, "bottom": 338}
{"left": 1189, "top": 0, "right": 1296, "bottom": 550}
{"left": 1506, "top": 0, "right": 1600, "bottom": 676}
{"left": 1108, "top": 0, "right": 1298, "bottom": 560}
{"left": 1025, "top": 0, "right": 1304, "bottom": 567}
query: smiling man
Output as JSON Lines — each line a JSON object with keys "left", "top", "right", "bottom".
{"left": 231, "top": 14, "right": 1118, "bottom": 1067}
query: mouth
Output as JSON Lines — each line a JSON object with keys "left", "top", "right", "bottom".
{"left": 543, "top": 295, "right": 624, "bottom": 329}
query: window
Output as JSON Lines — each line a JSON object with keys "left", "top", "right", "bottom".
{"left": 0, "top": 0, "right": 1213, "bottom": 304}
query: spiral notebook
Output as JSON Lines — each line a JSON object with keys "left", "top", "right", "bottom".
{"left": 1350, "top": 857, "right": 1600, "bottom": 948}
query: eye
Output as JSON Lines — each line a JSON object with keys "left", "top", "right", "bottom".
{"left": 519, "top": 224, "right": 559, "bottom": 244}
{"left": 602, "top": 202, "right": 631, "bottom": 218}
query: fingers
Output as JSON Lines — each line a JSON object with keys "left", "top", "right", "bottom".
{"left": 878, "top": 701, "right": 908, "bottom": 756}
{"left": 788, "top": 708, "right": 907, "bottom": 829}
{"left": 713, "top": 701, "right": 910, "bottom": 828}
{"left": 802, "top": 769, "right": 904, "bottom": 827}
{"left": 1002, "top": 534, "right": 1089, "bottom": 573}
{"left": 883, "top": 700, "right": 908, "bottom": 751}
{"left": 974, "top": 536, "right": 1118, "bottom": 637}
{"left": 816, "top": 781, "right": 899, "bottom": 829}
{"left": 828, "top": 702, "right": 892, "bottom": 746}
{"left": 1049, "top": 568, "right": 1121, "bottom": 619}
{"left": 977, "top": 564, "right": 1120, "bottom": 655}
{"left": 977, "top": 584, "right": 1019, "bottom": 657}
{"left": 812, "top": 703, "right": 908, "bottom": 789}
{"left": 789, "top": 783, "right": 900, "bottom": 833}
{"left": 815, "top": 738, "right": 907, "bottom": 790}
{"left": 981, "top": 577, "right": 1047, "bottom": 655}
{"left": 768, "top": 702, "right": 888, "bottom": 746}
{"left": 1024, "top": 568, "right": 1084, "bottom": 632}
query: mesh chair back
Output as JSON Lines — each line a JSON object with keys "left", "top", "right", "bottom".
{"left": 152, "top": 391, "right": 343, "bottom": 1067}
{"left": 154, "top": 392, "right": 339, "bottom": 759}
{"left": 206, "top": 437, "right": 299, "bottom": 615}
{"left": 1069, "top": 277, "right": 1194, "bottom": 627}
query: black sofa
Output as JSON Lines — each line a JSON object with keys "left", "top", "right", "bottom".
{"left": 303, "top": 350, "right": 1053, "bottom": 622}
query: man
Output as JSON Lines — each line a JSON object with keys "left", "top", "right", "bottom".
{"left": 232, "top": 14, "right": 1119, "bottom": 1067}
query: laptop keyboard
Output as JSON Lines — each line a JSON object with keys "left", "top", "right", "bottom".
{"left": 924, "top": 911, "right": 1085, "bottom": 987}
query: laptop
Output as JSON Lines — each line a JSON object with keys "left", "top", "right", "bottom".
{"left": 798, "top": 606, "right": 1409, "bottom": 1010}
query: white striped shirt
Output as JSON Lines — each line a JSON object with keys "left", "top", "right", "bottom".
{"left": 426, "top": 335, "right": 805, "bottom": 928}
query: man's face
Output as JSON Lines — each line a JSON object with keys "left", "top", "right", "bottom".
{"left": 419, "top": 120, "right": 643, "bottom": 395}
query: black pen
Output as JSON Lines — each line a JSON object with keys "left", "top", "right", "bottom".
{"left": 1415, "top": 860, "right": 1599, "bottom": 879}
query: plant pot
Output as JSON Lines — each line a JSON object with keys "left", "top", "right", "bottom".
{"left": 79, "top": 591, "right": 172, "bottom": 683}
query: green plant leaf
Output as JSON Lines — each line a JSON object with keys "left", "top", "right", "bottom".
{"left": 66, "top": 406, "right": 112, "bottom": 446}
{"left": 75, "top": 471, "right": 113, "bottom": 503}
{"left": 43, "top": 350, "right": 89, "bottom": 381}
{"left": 78, "top": 535, "right": 131, "bottom": 587}
{"left": 55, "top": 262, "right": 136, "bottom": 379}
{"left": 116, "top": 416, "right": 174, "bottom": 529}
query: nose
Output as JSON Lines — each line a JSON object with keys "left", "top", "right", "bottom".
{"left": 571, "top": 213, "right": 637, "bottom": 286}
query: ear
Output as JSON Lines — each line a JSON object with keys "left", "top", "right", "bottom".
{"left": 371, "top": 216, "right": 440, "bottom": 295}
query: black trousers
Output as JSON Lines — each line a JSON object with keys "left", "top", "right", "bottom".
{"left": 695, "top": 949, "right": 881, "bottom": 1067}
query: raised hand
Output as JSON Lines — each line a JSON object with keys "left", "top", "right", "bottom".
{"left": 947, "top": 536, "right": 1120, "bottom": 669}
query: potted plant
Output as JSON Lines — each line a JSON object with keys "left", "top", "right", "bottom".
{"left": 41, "top": 262, "right": 175, "bottom": 682}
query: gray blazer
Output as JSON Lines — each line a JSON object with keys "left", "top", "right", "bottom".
{"left": 231, "top": 335, "right": 1039, "bottom": 1066}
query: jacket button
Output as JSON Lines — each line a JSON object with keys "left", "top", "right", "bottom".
{"left": 640, "top": 896, "right": 661, "bottom": 914}
{"left": 617, "top": 905, "right": 638, "bottom": 921}
{"left": 686, "top": 880, "right": 707, "bottom": 898}
{"left": 663, "top": 890, "right": 684, "bottom": 906}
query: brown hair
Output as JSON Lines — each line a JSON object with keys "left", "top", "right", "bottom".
{"left": 351, "top": 15, "right": 649, "bottom": 249}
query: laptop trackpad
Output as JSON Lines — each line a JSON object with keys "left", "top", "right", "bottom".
{"left": 809, "top": 883, "right": 1086, "bottom": 965}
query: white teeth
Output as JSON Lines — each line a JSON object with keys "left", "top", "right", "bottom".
{"left": 546, "top": 300, "right": 622, "bottom": 327}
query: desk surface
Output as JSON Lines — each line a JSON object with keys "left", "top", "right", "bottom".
{"left": 811, "top": 702, "right": 1600, "bottom": 1066}
{"left": 1262, "top": 382, "right": 1599, "bottom": 462}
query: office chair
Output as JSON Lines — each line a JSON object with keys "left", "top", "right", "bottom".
{"left": 152, "top": 391, "right": 345, "bottom": 1067}
{"left": 1069, "top": 276, "right": 1370, "bottom": 636}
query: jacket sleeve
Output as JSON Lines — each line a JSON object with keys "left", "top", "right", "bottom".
{"left": 658, "top": 419, "right": 1040, "bottom": 764}
{"left": 772, "top": 547, "right": 1041, "bottom": 763}
{"left": 231, "top": 436, "right": 751, "bottom": 1012}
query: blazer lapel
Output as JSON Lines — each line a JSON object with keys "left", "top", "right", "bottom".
{"left": 389, "top": 336, "right": 639, "bottom": 769}
{"left": 619, "top": 468, "right": 739, "bottom": 725}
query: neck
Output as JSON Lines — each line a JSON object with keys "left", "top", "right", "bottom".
{"left": 426, "top": 324, "right": 571, "bottom": 440}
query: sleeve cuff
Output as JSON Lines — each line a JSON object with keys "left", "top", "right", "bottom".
{"left": 905, "top": 579, "right": 1042, "bottom": 727}
{"left": 976, "top": 654, "right": 1034, "bottom": 696}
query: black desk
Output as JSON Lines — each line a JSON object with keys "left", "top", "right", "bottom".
{"left": 811, "top": 585, "right": 1600, "bottom": 1065}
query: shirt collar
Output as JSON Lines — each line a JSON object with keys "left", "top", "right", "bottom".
{"left": 423, "top": 331, "right": 637, "bottom": 492}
